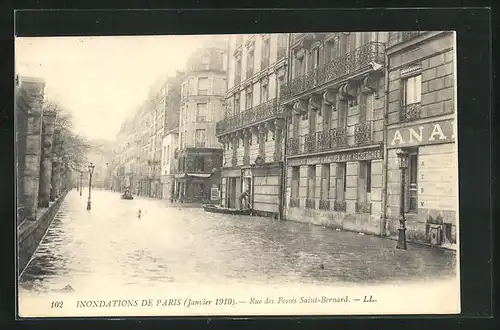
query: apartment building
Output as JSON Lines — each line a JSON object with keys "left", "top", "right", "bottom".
{"left": 216, "top": 33, "right": 289, "bottom": 217}
{"left": 281, "top": 32, "right": 388, "bottom": 234}
{"left": 385, "top": 31, "right": 457, "bottom": 248}
{"left": 160, "top": 73, "right": 183, "bottom": 201}
{"left": 174, "top": 43, "right": 228, "bottom": 203}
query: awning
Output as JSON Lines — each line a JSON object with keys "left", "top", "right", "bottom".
{"left": 174, "top": 173, "right": 212, "bottom": 179}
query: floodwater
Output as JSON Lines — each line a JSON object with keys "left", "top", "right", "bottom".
{"left": 19, "top": 190, "right": 457, "bottom": 295}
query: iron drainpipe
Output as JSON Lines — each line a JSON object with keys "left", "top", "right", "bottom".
{"left": 279, "top": 33, "right": 293, "bottom": 221}
{"left": 380, "top": 40, "right": 390, "bottom": 237}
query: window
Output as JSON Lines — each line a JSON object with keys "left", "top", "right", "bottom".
{"left": 307, "top": 165, "right": 316, "bottom": 199}
{"left": 234, "top": 93, "right": 241, "bottom": 113}
{"left": 321, "top": 164, "right": 330, "bottom": 201}
{"left": 312, "top": 47, "right": 320, "bottom": 69}
{"left": 196, "top": 103, "right": 208, "bottom": 122}
{"left": 261, "top": 83, "right": 269, "bottom": 103}
{"left": 403, "top": 74, "right": 422, "bottom": 105}
{"left": 261, "top": 37, "right": 271, "bottom": 68}
{"left": 293, "top": 114, "right": 300, "bottom": 137}
{"left": 245, "top": 89, "right": 253, "bottom": 109}
{"left": 338, "top": 101, "right": 348, "bottom": 128}
{"left": 247, "top": 50, "right": 254, "bottom": 77}
{"left": 166, "top": 145, "right": 170, "bottom": 163}
{"left": 359, "top": 92, "right": 374, "bottom": 124}
{"left": 235, "top": 57, "right": 242, "bottom": 84}
{"left": 197, "top": 77, "right": 208, "bottom": 95}
{"left": 258, "top": 130, "right": 265, "bottom": 159}
{"left": 295, "top": 56, "right": 305, "bottom": 77}
{"left": 277, "top": 76, "right": 284, "bottom": 99}
{"left": 195, "top": 129, "right": 206, "bottom": 147}
{"left": 291, "top": 166, "right": 300, "bottom": 201}
{"left": 336, "top": 163, "right": 347, "bottom": 201}
{"left": 407, "top": 151, "right": 418, "bottom": 213}
{"left": 195, "top": 156, "right": 205, "bottom": 172}
{"left": 358, "top": 161, "right": 372, "bottom": 203}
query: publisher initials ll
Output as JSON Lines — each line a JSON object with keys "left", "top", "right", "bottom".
{"left": 363, "top": 295, "right": 376, "bottom": 303}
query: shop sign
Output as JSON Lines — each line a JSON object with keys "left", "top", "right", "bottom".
{"left": 388, "top": 119, "right": 456, "bottom": 149}
{"left": 287, "top": 147, "right": 382, "bottom": 166}
{"left": 210, "top": 188, "right": 219, "bottom": 201}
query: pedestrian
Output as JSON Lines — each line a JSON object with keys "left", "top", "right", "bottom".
{"left": 239, "top": 189, "right": 250, "bottom": 210}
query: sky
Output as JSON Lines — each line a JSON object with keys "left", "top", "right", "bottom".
{"left": 15, "top": 35, "right": 225, "bottom": 141}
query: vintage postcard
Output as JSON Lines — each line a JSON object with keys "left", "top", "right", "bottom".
{"left": 15, "top": 31, "right": 460, "bottom": 318}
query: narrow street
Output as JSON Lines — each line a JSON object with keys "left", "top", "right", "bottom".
{"left": 19, "top": 190, "right": 456, "bottom": 295}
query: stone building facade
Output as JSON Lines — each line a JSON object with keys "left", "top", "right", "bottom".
{"left": 174, "top": 44, "right": 227, "bottom": 203}
{"left": 216, "top": 34, "right": 289, "bottom": 216}
{"left": 385, "top": 31, "right": 457, "bottom": 248}
{"left": 281, "top": 32, "right": 388, "bottom": 234}
{"left": 16, "top": 75, "right": 72, "bottom": 273}
{"left": 160, "top": 73, "right": 183, "bottom": 201}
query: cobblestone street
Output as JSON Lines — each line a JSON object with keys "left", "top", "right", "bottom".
{"left": 19, "top": 190, "right": 456, "bottom": 294}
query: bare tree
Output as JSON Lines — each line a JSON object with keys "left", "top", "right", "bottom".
{"left": 43, "top": 99, "right": 92, "bottom": 173}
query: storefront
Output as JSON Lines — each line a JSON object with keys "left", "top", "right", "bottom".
{"left": 285, "top": 145, "right": 385, "bottom": 235}
{"left": 220, "top": 168, "right": 241, "bottom": 209}
{"left": 247, "top": 163, "right": 282, "bottom": 218}
{"left": 386, "top": 117, "right": 457, "bottom": 247}
{"left": 174, "top": 172, "right": 220, "bottom": 204}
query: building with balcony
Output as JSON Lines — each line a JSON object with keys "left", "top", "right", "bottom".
{"left": 160, "top": 72, "right": 183, "bottom": 201}
{"left": 281, "top": 32, "right": 388, "bottom": 234}
{"left": 174, "top": 42, "right": 228, "bottom": 203}
{"left": 216, "top": 33, "right": 289, "bottom": 217}
{"left": 385, "top": 31, "right": 457, "bottom": 248}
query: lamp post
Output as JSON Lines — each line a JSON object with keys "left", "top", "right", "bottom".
{"left": 396, "top": 150, "right": 408, "bottom": 250}
{"left": 86, "top": 162, "right": 96, "bottom": 210}
{"left": 80, "top": 172, "right": 83, "bottom": 196}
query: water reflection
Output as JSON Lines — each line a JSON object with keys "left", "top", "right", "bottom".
{"left": 19, "top": 190, "right": 457, "bottom": 294}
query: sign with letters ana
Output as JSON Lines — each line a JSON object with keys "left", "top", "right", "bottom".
{"left": 387, "top": 119, "right": 456, "bottom": 149}
{"left": 287, "top": 146, "right": 383, "bottom": 166}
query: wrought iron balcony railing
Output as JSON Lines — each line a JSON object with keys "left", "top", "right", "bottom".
{"left": 216, "top": 98, "right": 281, "bottom": 135}
{"left": 286, "top": 120, "right": 375, "bottom": 156}
{"left": 319, "top": 199, "right": 330, "bottom": 210}
{"left": 281, "top": 42, "right": 386, "bottom": 100}
{"left": 355, "top": 201, "right": 372, "bottom": 214}
{"left": 333, "top": 200, "right": 346, "bottom": 212}
{"left": 305, "top": 198, "right": 316, "bottom": 209}
{"left": 289, "top": 198, "right": 300, "bottom": 208}
{"left": 399, "top": 102, "right": 421, "bottom": 122}
{"left": 287, "top": 136, "right": 300, "bottom": 155}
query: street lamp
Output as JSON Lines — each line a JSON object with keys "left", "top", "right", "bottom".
{"left": 80, "top": 171, "right": 83, "bottom": 196}
{"left": 86, "top": 162, "right": 96, "bottom": 210}
{"left": 396, "top": 149, "right": 408, "bottom": 250}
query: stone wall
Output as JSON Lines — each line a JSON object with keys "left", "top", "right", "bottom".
{"left": 386, "top": 143, "right": 457, "bottom": 244}
{"left": 18, "top": 189, "right": 68, "bottom": 276}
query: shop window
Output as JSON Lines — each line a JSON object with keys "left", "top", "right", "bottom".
{"left": 407, "top": 150, "right": 419, "bottom": 213}
{"left": 307, "top": 165, "right": 316, "bottom": 199}
{"left": 336, "top": 162, "right": 346, "bottom": 201}
{"left": 358, "top": 161, "right": 372, "bottom": 203}
{"left": 320, "top": 164, "right": 330, "bottom": 200}
{"left": 291, "top": 166, "right": 300, "bottom": 205}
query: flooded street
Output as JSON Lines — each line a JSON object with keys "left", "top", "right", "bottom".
{"left": 19, "top": 190, "right": 457, "bottom": 295}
